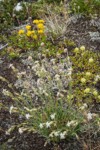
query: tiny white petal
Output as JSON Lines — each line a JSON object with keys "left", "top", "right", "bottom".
{"left": 60, "top": 133, "right": 66, "bottom": 139}
{"left": 39, "top": 123, "right": 43, "bottom": 129}
{"left": 50, "top": 113, "right": 56, "bottom": 120}
{"left": 25, "top": 113, "right": 30, "bottom": 119}
{"left": 87, "top": 112, "right": 93, "bottom": 121}
{"left": 18, "top": 128, "right": 23, "bottom": 134}
{"left": 9, "top": 105, "right": 14, "bottom": 114}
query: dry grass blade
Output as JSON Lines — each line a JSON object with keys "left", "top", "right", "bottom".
{"left": 44, "top": 4, "right": 69, "bottom": 37}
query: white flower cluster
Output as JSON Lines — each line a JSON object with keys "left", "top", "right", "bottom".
{"left": 39, "top": 113, "right": 56, "bottom": 129}
{"left": 66, "top": 120, "right": 78, "bottom": 127}
{"left": 49, "top": 130, "right": 67, "bottom": 140}
{"left": 39, "top": 121, "right": 54, "bottom": 129}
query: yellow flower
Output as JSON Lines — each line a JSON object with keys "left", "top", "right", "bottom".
{"left": 26, "top": 31, "right": 32, "bottom": 37}
{"left": 93, "top": 90, "right": 98, "bottom": 96}
{"left": 18, "top": 29, "right": 24, "bottom": 35}
{"left": 26, "top": 25, "right": 31, "bottom": 30}
{"left": 37, "top": 23, "right": 44, "bottom": 29}
{"left": 81, "top": 78, "right": 86, "bottom": 83}
{"left": 84, "top": 88, "right": 90, "bottom": 94}
{"left": 74, "top": 47, "right": 79, "bottom": 53}
{"left": 38, "top": 30, "right": 44, "bottom": 34}
{"left": 31, "top": 30, "right": 35, "bottom": 34}
{"left": 38, "top": 20, "right": 45, "bottom": 24}
{"left": 86, "top": 72, "right": 91, "bottom": 77}
{"left": 80, "top": 46, "right": 85, "bottom": 51}
{"left": 33, "top": 19, "right": 39, "bottom": 24}
{"left": 89, "top": 58, "right": 94, "bottom": 63}
{"left": 33, "top": 34, "right": 37, "bottom": 40}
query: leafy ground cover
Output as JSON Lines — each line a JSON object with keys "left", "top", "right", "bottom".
{"left": 0, "top": 0, "right": 100, "bottom": 150}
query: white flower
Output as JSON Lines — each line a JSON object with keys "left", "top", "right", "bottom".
{"left": 50, "top": 59, "right": 56, "bottom": 65}
{"left": 5, "top": 131, "right": 10, "bottom": 135}
{"left": 54, "top": 131, "right": 60, "bottom": 137}
{"left": 40, "top": 42, "right": 45, "bottom": 47}
{"left": 39, "top": 123, "right": 43, "bottom": 129}
{"left": 28, "top": 56, "right": 32, "bottom": 60}
{"left": 67, "top": 121, "right": 71, "bottom": 127}
{"left": 9, "top": 64, "right": 16, "bottom": 71}
{"left": 9, "top": 64, "right": 14, "bottom": 68}
{"left": 50, "top": 113, "right": 56, "bottom": 120}
{"left": 55, "top": 74, "right": 60, "bottom": 80}
{"left": 49, "top": 132, "right": 54, "bottom": 138}
{"left": 67, "top": 120, "right": 78, "bottom": 127}
{"left": 60, "top": 132, "right": 66, "bottom": 140}
{"left": 18, "top": 128, "right": 23, "bottom": 134}
{"left": 80, "top": 103, "right": 88, "bottom": 110}
{"left": 9, "top": 105, "right": 14, "bottom": 114}
{"left": 14, "top": 3, "right": 23, "bottom": 11}
{"left": 45, "top": 121, "right": 52, "bottom": 128}
{"left": 87, "top": 112, "right": 93, "bottom": 121}
{"left": 25, "top": 113, "right": 30, "bottom": 119}
{"left": 64, "top": 48, "right": 68, "bottom": 53}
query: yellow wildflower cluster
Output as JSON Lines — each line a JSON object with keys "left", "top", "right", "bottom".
{"left": 26, "top": 31, "right": 32, "bottom": 37}
{"left": 33, "top": 19, "right": 45, "bottom": 24}
{"left": 33, "top": 19, "right": 45, "bottom": 35}
{"left": 26, "top": 30, "right": 37, "bottom": 39}
{"left": 26, "top": 25, "right": 31, "bottom": 30}
{"left": 18, "top": 29, "right": 24, "bottom": 35}
{"left": 18, "top": 19, "right": 45, "bottom": 39}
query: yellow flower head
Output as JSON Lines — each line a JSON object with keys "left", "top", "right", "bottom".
{"left": 26, "top": 25, "right": 31, "bottom": 30}
{"left": 31, "top": 30, "right": 35, "bottom": 34}
{"left": 80, "top": 46, "right": 85, "bottom": 51}
{"left": 93, "top": 90, "right": 98, "bottom": 96}
{"left": 86, "top": 72, "right": 91, "bottom": 77}
{"left": 39, "top": 20, "right": 45, "bottom": 24}
{"left": 74, "top": 47, "right": 79, "bottom": 53}
{"left": 89, "top": 57, "right": 94, "bottom": 63}
{"left": 26, "top": 31, "right": 32, "bottom": 37}
{"left": 33, "top": 19, "right": 39, "bottom": 24}
{"left": 33, "top": 34, "right": 37, "bottom": 40}
{"left": 84, "top": 88, "right": 90, "bottom": 94}
{"left": 81, "top": 78, "right": 86, "bottom": 83}
{"left": 38, "top": 30, "right": 44, "bottom": 34}
{"left": 37, "top": 23, "right": 44, "bottom": 29}
{"left": 18, "top": 29, "right": 24, "bottom": 35}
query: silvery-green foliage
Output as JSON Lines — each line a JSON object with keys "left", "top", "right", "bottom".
{"left": 14, "top": 56, "right": 72, "bottom": 104}
{"left": 89, "top": 32, "right": 100, "bottom": 42}
{"left": 90, "top": 18, "right": 100, "bottom": 30}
